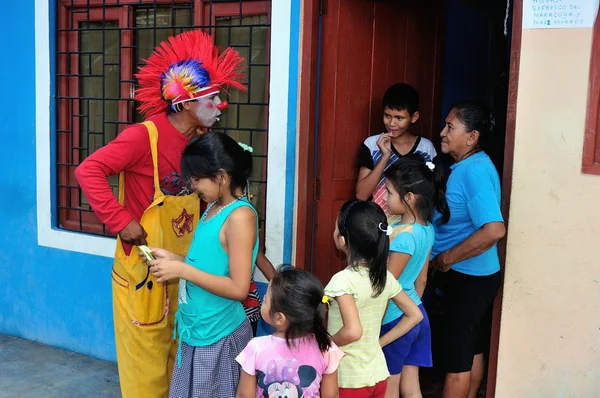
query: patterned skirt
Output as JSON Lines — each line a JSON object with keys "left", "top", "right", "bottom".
{"left": 169, "top": 320, "right": 253, "bottom": 398}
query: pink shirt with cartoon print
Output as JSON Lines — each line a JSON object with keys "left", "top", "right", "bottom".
{"left": 236, "top": 335, "right": 344, "bottom": 398}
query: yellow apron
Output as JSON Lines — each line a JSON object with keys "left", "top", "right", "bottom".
{"left": 110, "top": 121, "right": 200, "bottom": 398}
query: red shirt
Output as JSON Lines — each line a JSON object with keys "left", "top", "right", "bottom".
{"left": 75, "top": 113, "right": 191, "bottom": 236}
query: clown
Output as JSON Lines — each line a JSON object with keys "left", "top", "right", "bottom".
{"left": 75, "top": 30, "right": 245, "bottom": 398}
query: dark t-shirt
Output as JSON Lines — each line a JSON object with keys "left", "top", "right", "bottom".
{"left": 357, "top": 134, "right": 436, "bottom": 170}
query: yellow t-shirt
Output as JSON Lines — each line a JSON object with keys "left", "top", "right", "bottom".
{"left": 324, "top": 267, "right": 402, "bottom": 388}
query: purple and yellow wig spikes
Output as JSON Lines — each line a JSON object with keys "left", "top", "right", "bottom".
{"left": 160, "top": 59, "right": 211, "bottom": 103}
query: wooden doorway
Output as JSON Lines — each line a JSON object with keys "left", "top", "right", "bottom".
{"left": 296, "top": 1, "right": 523, "bottom": 397}
{"left": 299, "top": 0, "right": 446, "bottom": 283}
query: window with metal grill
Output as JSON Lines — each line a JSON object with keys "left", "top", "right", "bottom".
{"left": 56, "top": 0, "right": 271, "bottom": 239}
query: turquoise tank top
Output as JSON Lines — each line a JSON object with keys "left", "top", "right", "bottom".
{"left": 174, "top": 197, "right": 258, "bottom": 361}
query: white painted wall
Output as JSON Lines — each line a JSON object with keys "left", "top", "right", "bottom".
{"left": 496, "top": 26, "right": 600, "bottom": 397}
{"left": 263, "top": 0, "right": 292, "bottom": 281}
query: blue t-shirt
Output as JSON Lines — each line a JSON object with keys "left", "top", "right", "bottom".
{"left": 383, "top": 222, "right": 435, "bottom": 325}
{"left": 431, "top": 151, "right": 503, "bottom": 276}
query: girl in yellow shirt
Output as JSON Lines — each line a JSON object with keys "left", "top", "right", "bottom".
{"left": 324, "top": 200, "right": 423, "bottom": 397}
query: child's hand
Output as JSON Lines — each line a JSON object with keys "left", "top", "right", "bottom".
{"left": 152, "top": 248, "right": 179, "bottom": 260}
{"left": 376, "top": 134, "right": 392, "bottom": 159}
{"left": 138, "top": 247, "right": 178, "bottom": 264}
{"left": 149, "top": 259, "right": 185, "bottom": 282}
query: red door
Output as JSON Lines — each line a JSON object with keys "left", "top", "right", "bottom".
{"left": 310, "top": 0, "right": 446, "bottom": 285}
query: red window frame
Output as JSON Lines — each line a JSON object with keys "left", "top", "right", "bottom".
{"left": 56, "top": 0, "right": 271, "bottom": 236}
{"left": 582, "top": 14, "right": 600, "bottom": 175}
{"left": 57, "top": 6, "right": 133, "bottom": 235}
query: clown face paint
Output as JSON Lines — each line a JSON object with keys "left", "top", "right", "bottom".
{"left": 189, "top": 94, "right": 223, "bottom": 128}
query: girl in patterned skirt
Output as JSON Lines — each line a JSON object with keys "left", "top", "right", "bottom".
{"left": 148, "top": 132, "right": 259, "bottom": 398}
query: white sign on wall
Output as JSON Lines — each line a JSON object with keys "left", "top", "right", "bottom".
{"left": 523, "top": 0, "right": 599, "bottom": 29}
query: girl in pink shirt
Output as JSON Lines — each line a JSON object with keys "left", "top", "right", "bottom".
{"left": 236, "top": 266, "right": 344, "bottom": 398}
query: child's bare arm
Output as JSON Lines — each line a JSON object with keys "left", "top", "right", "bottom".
{"left": 379, "top": 290, "right": 423, "bottom": 347}
{"left": 356, "top": 164, "right": 386, "bottom": 201}
{"left": 320, "top": 371, "right": 339, "bottom": 398}
{"left": 151, "top": 207, "right": 255, "bottom": 301}
{"left": 331, "top": 294, "right": 362, "bottom": 346}
{"left": 415, "top": 250, "right": 431, "bottom": 298}
{"left": 255, "top": 251, "right": 276, "bottom": 281}
{"left": 356, "top": 135, "right": 392, "bottom": 200}
{"left": 235, "top": 370, "right": 257, "bottom": 398}
{"left": 388, "top": 251, "right": 411, "bottom": 279}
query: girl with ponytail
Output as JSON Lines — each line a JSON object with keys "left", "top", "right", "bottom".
{"left": 325, "top": 200, "right": 422, "bottom": 398}
{"left": 378, "top": 153, "right": 449, "bottom": 398}
{"left": 147, "top": 132, "right": 259, "bottom": 397}
{"left": 236, "top": 266, "right": 344, "bottom": 398}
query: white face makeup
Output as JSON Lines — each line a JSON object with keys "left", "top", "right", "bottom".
{"left": 188, "top": 94, "right": 223, "bottom": 127}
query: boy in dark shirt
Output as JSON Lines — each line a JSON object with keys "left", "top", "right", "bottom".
{"left": 356, "top": 83, "right": 437, "bottom": 225}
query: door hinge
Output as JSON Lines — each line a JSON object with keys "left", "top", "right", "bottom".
{"left": 319, "top": 0, "right": 327, "bottom": 15}
{"left": 313, "top": 179, "right": 321, "bottom": 201}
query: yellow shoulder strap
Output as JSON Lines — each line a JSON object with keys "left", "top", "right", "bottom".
{"left": 118, "top": 121, "right": 162, "bottom": 205}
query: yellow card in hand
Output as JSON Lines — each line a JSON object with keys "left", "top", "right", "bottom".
{"left": 138, "top": 245, "right": 156, "bottom": 262}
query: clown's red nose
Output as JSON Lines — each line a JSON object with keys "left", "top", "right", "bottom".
{"left": 217, "top": 101, "right": 229, "bottom": 111}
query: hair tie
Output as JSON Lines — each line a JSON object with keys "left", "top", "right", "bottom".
{"left": 322, "top": 295, "right": 330, "bottom": 307}
{"left": 378, "top": 222, "right": 393, "bottom": 236}
{"left": 426, "top": 162, "right": 435, "bottom": 171}
{"left": 238, "top": 142, "right": 253, "bottom": 153}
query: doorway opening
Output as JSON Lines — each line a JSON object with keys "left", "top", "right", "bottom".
{"left": 296, "top": 0, "right": 522, "bottom": 396}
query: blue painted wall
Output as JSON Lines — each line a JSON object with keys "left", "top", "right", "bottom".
{"left": 0, "top": 1, "right": 117, "bottom": 362}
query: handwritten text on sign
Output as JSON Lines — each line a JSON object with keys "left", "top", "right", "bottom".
{"left": 523, "top": 0, "right": 599, "bottom": 29}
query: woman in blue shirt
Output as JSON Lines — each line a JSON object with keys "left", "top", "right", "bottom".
{"left": 430, "top": 102, "right": 506, "bottom": 398}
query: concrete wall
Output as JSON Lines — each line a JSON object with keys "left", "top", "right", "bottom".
{"left": 497, "top": 26, "right": 600, "bottom": 396}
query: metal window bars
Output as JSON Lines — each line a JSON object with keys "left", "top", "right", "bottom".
{"left": 56, "top": 0, "right": 271, "bottom": 240}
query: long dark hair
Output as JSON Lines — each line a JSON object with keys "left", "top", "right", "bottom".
{"left": 451, "top": 101, "right": 494, "bottom": 154}
{"left": 337, "top": 200, "right": 389, "bottom": 297}
{"left": 384, "top": 154, "right": 450, "bottom": 224}
{"left": 181, "top": 132, "right": 252, "bottom": 197}
{"left": 269, "top": 266, "right": 331, "bottom": 353}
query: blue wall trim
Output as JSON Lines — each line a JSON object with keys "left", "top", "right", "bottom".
{"left": 283, "top": 0, "right": 301, "bottom": 264}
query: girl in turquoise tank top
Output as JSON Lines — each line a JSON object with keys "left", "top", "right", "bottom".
{"left": 148, "top": 132, "right": 258, "bottom": 398}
